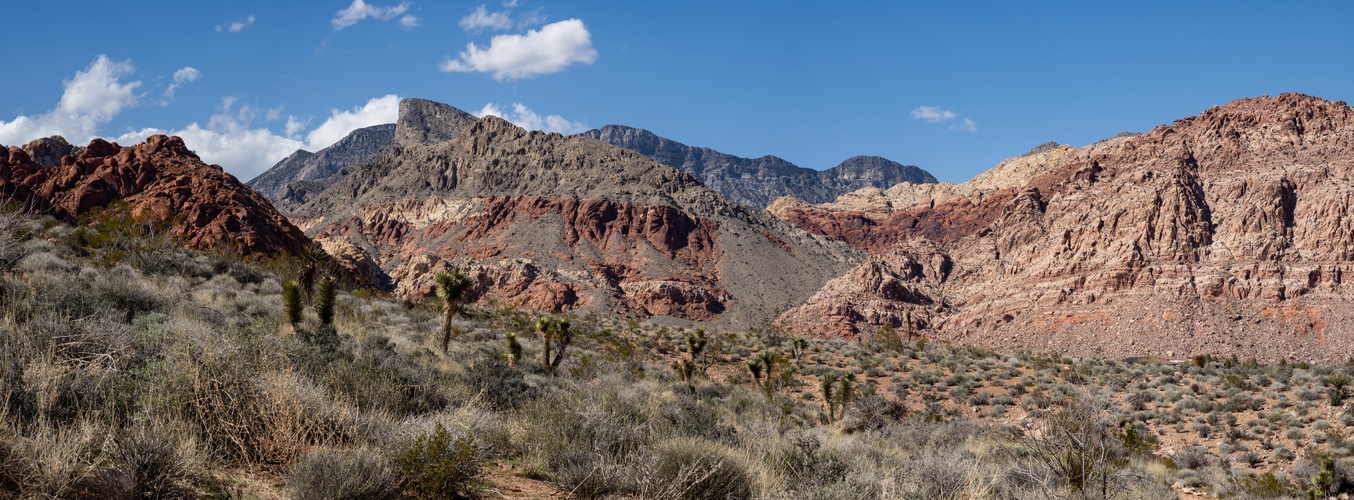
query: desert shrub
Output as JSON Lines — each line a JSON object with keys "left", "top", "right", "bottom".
{"left": 290, "top": 447, "right": 403, "bottom": 500}
{"left": 641, "top": 437, "right": 758, "bottom": 500}
{"left": 396, "top": 422, "right": 482, "bottom": 499}
{"left": 318, "top": 336, "right": 449, "bottom": 416}
{"left": 89, "top": 425, "right": 192, "bottom": 499}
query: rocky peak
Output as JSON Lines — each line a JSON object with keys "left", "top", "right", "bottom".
{"left": 393, "top": 98, "right": 478, "bottom": 148}
{"left": 247, "top": 123, "right": 395, "bottom": 201}
{"left": 21, "top": 135, "right": 84, "bottom": 168}
{"left": 579, "top": 124, "right": 938, "bottom": 208}
{"left": 0, "top": 135, "right": 308, "bottom": 255}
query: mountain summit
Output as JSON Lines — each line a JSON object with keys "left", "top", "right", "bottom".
{"left": 579, "top": 124, "right": 936, "bottom": 208}
{"left": 291, "top": 99, "right": 861, "bottom": 325}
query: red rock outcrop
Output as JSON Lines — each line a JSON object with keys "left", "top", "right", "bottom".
{"left": 0, "top": 135, "right": 309, "bottom": 255}
{"left": 780, "top": 94, "right": 1354, "bottom": 362}
{"left": 293, "top": 102, "right": 861, "bottom": 324}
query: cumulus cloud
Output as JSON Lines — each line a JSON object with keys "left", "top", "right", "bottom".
{"left": 460, "top": 5, "right": 513, "bottom": 32}
{"left": 474, "top": 102, "right": 587, "bottom": 134}
{"left": 216, "top": 15, "right": 255, "bottom": 33}
{"left": 910, "top": 106, "right": 977, "bottom": 132}
{"left": 399, "top": 15, "right": 420, "bottom": 29}
{"left": 161, "top": 66, "right": 202, "bottom": 103}
{"left": 115, "top": 95, "right": 399, "bottom": 181}
{"left": 440, "top": 19, "right": 597, "bottom": 80}
{"left": 332, "top": 0, "right": 411, "bottom": 30}
{"left": 302, "top": 94, "right": 399, "bottom": 150}
{"left": 0, "top": 55, "right": 141, "bottom": 146}
{"left": 0, "top": 57, "right": 400, "bottom": 180}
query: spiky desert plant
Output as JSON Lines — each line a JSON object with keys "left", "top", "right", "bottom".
{"left": 821, "top": 372, "right": 839, "bottom": 420}
{"left": 283, "top": 279, "right": 303, "bottom": 325}
{"left": 791, "top": 338, "right": 808, "bottom": 365}
{"left": 686, "top": 328, "right": 707, "bottom": 377}
{"left": 435, "top": 271, "right": 473, "bottom": 353}
{"left": 836, "top": 372, "right": 857, "bottom": 416}
{"left": 316, "top": 276, "right": 337, "bottom": 326}
{"left": 506, "top": 332, "right": 522, "bottom": 366}
{"left": 536, "top": 317, "right": 572, "bottom": 372}
{"left": 905, "top": 311, "right": 914, "bottom": 341}
{"left": 746, "top": 358, "right": 764, "bottom": 386}
{"left": 297, "top": 244, "right": 331, "bottom": 305}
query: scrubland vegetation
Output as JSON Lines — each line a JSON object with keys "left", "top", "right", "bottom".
{"left": 3, "top": 206, "right": 1354, "bottom": 499}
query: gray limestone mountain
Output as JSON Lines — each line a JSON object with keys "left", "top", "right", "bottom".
{"left": 255, "top": 99, "right": 480, "bottom": 212}
{"left": 579, "top": 124, "right": 937, "bottom": 208}
{"left": 291, "top": 100, "right": 862, "bottom": 326}
{"left": 247, "top": 124, "right": 396, "bottom": 201}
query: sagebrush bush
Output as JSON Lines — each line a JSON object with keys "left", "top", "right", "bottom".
{"left": 289, "top": 447, "right": 402, "bottom": 500}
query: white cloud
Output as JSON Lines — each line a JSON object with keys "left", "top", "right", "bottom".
{"left": 399, "top": 15, "right": 420, "bottom": 29}
{"left": 474, "top": 102, "right": 587, "bottom": 134}
{"left": 517, "top": 7, "right": 547, "bottom": 28}
{"left": 0, "top": 57, "right": 400, "bottom": 181}
{"left": 502, "top": 0, "right": 520, "bottom": 7}
{"left": 460, "top": 5, "right": 513, "bottom": 32}
{"left": 0, "top": 55, "right": 141, "bottom": 146}
{"left": 910, "top": 106, "right": 957, "bottom": 123}
{"left": 285, "top": 115, "right": 307, "bottom": 137}
{"left": 161, "top": 66, "right": 202, "bottom": 103}
{"left": 440, "top": 19, "right": 597, "bottom": 80}
{"left": 115, "top": 95, "right": 400, "bottom": 181}
{"left": 216, "top": 15, "right": 255, "bottom": 33}
{"left": 910, "top": 106, "right": 977, "bottom": 132}
{"left": 303, "top": 94, "right": 399, "bottom": 150}
{"left": 332, "top": 0, "right": 411, "bottom": 30}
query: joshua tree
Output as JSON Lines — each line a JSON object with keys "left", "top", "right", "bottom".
{"left": 506, "top": 332, "right": 522, "bottom": 366}
{"left": 746, "top": 350, "right": 788, "bottom": 398}
{"left": 790, "top": 338, "right": 808, "bottom": 365}
{"left": 836, "top": 372, "right": 856, "bottom": 415}
{"left": 683, "top": 328, "right": 707, "bottom": 380}
{"left": 435, "top": 271, "right": 474, "bottom": 353}
{"left": 283, "top": 279, "right": 303, "bottom": 325}
{"left": 904, "top": 311, "right": 914, "bottom": 341}
{"left": 316, "top": 276, "right": 337, "bottom": 326}
{"left": 536, "top": 317, "right": 572, "bottom": 373}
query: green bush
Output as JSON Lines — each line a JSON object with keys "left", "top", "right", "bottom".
{"left": 396, "top": 422, "right": 482, "bottom": 499}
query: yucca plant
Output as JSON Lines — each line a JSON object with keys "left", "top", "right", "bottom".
{"left": 506, "top": 332, "right": 522, "bottom": 366}
{"left": 297, "top": 244, "right": 331, "bottom": 305}
{"left": 283, "top": 279, "right": 303, "bottom": 325}
{"left": 316, "top": 276, "right": 337, "bottom": 326}
{"left": 435, "top": 271, "right": 473, "bottom": 353}
{"left": 536, "top": 317, "right": 572, "bottom": 373}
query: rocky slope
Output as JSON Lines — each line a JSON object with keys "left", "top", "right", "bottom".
{"left": 247, "top": 123, "right": 395, "bottom": 201}
{"left": 292, "top": 99, "right": 861, "bottom": 324}
{"left": 580, "top": 124, "right": 937, "bottom": 208}
{"left": 0, "top": 135, "right": 309, "bottom": 255}
{"left": 776, "top": 94, "right": 1354, "bottom": 362}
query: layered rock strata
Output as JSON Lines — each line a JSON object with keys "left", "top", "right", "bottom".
{"left": 778, "top": 94, "right": 1354, "bottom": 362}
{"left": 294, "top": 100, "right": 861, "bottom": 324}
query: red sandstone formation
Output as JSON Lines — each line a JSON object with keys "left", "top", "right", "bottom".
{"left": 778, "top": 94, "right": 1354, "bottom": 362}
{"left": 0, "top": 135, "right": 309, "bottom": 255}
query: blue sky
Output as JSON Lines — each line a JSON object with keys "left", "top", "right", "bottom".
{"left": 2, "top": 1, "right": 1352, "bottom": 184}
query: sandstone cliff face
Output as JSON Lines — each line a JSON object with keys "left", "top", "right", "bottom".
{"left": 580, "top": 124, "right": 937, "bottom": 208}
{"left": 21, "top": 136, "right": 84, "bottom": 169}
{"left": 780, "top": 94, "right": 1354, "bottom": 362}
{"left": 248, "top": 123, "right": 395, "bottom": 201}
{"left": 0, "top": 135, "right": 310, "bottom": 255}
{"left": 296, "top": 102, "right": 861, "bottom": 324}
